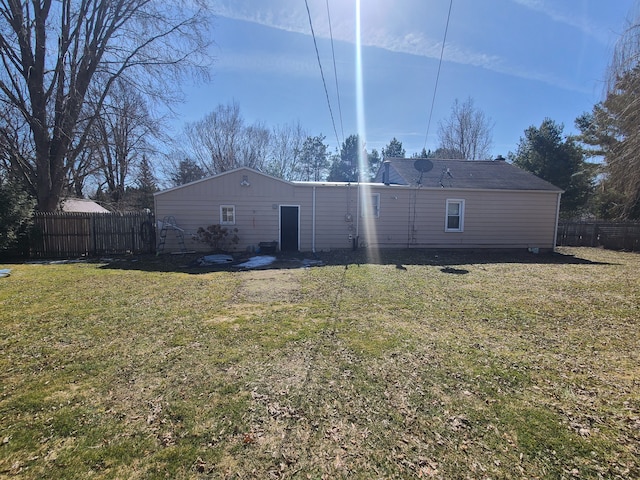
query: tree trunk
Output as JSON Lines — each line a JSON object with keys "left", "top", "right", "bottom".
{"left": 36, "top": 149, "right": 67, "bottom": 211}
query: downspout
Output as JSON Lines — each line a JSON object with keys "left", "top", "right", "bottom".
{"left": 406, "top": 183, "right": 420, "bottom": 247}
{"left": 355, "top": 181, "right": 360, "bottom": 245}
{"left": 153, "top": 193, "right": 159, "bottom": 252}
{"left": 312, "top": 186, "right": 316, "bottom": 253}
{"left": 553, "top": 192, "right": 562, "bottom": 252}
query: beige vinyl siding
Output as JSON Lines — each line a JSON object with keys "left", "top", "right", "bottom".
{"left": 452, "top": 191, "right": 557, "bottom": 248}
{"left": 364, "top": 186, "right": 558, "bottom": 249}
{"left": 155, "top": 170, "right": 310, "bottom": 252}
{"left": 155, "top": 168, "right": 560, "bottom": 253}
{"left": 358, "top": 188, "right": 408, "bottom": 248}
{"left": 311, "top": 184, "right": 359, "bottom": 251}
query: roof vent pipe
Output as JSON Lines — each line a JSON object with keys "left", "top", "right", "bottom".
{"left": 383, "top": 161, "right": 391, "bottom": 185}
{"left": 494, "top": 155, "right": 506, "bottom": 161}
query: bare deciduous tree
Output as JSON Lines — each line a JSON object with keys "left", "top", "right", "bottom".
{"left": 185, "top": 103, "right": 242, "bottom": 174}
{"left": 0, "top": 0, "right": 211, "bottom": 211}
{"left": 184, "top": 102, "right": 271, "bottom": 175}
{"left": 265, "top": 122, "right": 307, "bottom": 181}
{"left": 238, "top": 123, "right": 270, "bottom": 172}
{"left": 90, "top": 79, "right": 159, "bottom": 207}
{"left": 437, "top": 97, "right": 494, "bottom": 160}
{"left": 606, "top": 3, "right": 640, "bottom": 94}
{"left": 593, "top": 5, "right": 640, "bottom": 219}
{"left": 68, "top": 146, "right": 99, "bottom": 198}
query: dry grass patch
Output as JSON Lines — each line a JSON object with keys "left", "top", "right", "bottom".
{"left": 236, "top": 269, "right": 301, "bottom": 303}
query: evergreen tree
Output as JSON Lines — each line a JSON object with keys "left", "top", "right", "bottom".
{"left": 575, "top": 5, "right": 640, "bottom": 219}
{"left": 367, "top": 149, "right": 382, "bottom": 181}
{"left": 577, "top": 66, "right": 640, "bottom": 219}
{"left": 510, "top": 119, "right": 595, "bottom": 218}
{"left": 411, "top": 148, "right": 430, "bottom": 159}
{"left": 132, "top": 155, "right": 158, "bottom": 211}
{"left": 0, "top": 176, "right": 35, "bottom": 253}
{"left": 328, "top": 134, "right": 360, "bottom": 182}
{"left": 169, "top": 158, "right": 206, "bottom": 187}
{"left": 382, "top": 138, "right": 405, "bottom": 159}
{"left": 299, "top": 135, "right": 330, "bottom": 181}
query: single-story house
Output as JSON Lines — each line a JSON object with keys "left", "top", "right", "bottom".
{"left": 153, "top": 157, "right": 563, "bottom": 253}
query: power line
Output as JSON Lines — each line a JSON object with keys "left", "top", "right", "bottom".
{"left": 326, "top": 0, "right": 344, "bottom": 145}
{"left": 304, "top": 0, "right": 341, "bottom": 148}
{"left": 423, "top": 0, "right": 453, "bottom": 152}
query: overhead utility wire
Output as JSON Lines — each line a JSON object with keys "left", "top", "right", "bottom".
{"left": 304, "top": 0, "right": 341, "bottom": 148}
{"left": 326, "top": 0, "right": 344, "bottom": 145}
{"left": 423, "top": 0, "right": 453, "bottom": 151}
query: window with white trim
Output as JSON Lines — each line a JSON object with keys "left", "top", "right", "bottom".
{"left": 220, "top": 205, "right": 235, "bottom": 225}
{"left": 362, "top": 193, "right": 380, "bottom": 218}
{"left": 445, "top": 199, "right": 464, "bottom": 232}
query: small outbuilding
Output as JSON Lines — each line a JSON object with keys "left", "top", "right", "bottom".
{"left": 153, "top": 158, "right": 563, "bottom": 253}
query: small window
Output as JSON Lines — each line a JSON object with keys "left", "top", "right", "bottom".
{"left": 445, "top": 199, "right": 464, "bottom": 232}
{"left": 220, "top": 205, "right": 235, "bottom": 225}
{"left": 362, "top": 193, "right": 380, "bottom": 218}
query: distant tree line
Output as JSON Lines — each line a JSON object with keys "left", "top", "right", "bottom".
{"left": 165, "top": 102, "right": 384, "bottom": 186}
{"left": 164, "top": 96, "right": 494, "bottom": 188}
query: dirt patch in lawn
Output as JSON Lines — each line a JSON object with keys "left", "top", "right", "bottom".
{"left": 236, "top": 269, "right": 302, "bottom": 304}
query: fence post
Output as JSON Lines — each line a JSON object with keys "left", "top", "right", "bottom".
{"left": 623, "top": 225, "right": 629, "bottom": 250}
{"left": 92, "top": 215, "right": 97, "bottom": 256}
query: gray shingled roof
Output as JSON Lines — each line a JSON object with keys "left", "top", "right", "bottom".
{"left": 374, "top": 158, "right": 563, "bottom": 192}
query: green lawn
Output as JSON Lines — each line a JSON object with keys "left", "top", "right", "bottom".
{"left": 0, "top": 247, "right": 638, "bottom": 479}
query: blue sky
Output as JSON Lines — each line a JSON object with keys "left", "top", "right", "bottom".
{"left": 174, "top": 0, "right": 635, "bottom": 158}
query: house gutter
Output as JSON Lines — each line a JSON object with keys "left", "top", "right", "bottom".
{"left": 553, "top": 192, "right": 562, "bottom": 252}
{"left": 312, "top": 186, "right": 316, "bottom": 253}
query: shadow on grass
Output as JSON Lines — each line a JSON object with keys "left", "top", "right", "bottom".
{"left": 90, "top": 248, "right": 614, "bottom": 275}
{"left": 440, "top": 267, "right": 470, "bottom": 275}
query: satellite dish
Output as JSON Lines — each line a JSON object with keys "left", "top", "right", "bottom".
{"left": 414, "top": 159, "right": 433, "bottom": 173}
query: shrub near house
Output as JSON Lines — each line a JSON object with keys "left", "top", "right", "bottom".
{"left": 195, "top": 224, "right": 239, "bottom": 252}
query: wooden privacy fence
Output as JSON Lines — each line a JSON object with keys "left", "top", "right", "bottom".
{"left": 30, "top": 212, "right": 155, "bottom": 258}
{"left": 557, "top": 221, "right": 640, "bottom": 251}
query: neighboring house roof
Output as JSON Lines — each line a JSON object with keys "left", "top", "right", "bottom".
{"left": 60, "top": 198, "right": 110, "bottom": 213}
{"left": 375, "top": 158, "right": 564, "bottom": 192}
